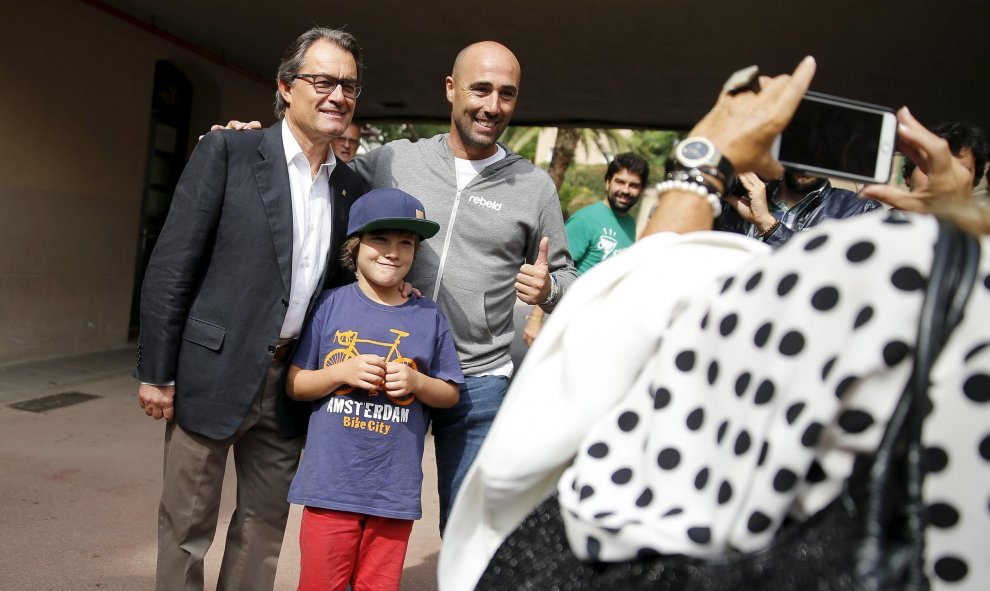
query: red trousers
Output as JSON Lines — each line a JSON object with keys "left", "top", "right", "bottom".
{"left": 297, "top": 506, "right": 414, "bottom": 591}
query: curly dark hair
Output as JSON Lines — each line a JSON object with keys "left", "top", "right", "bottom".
{"left": 606, "top": 152, "right": 650, "bottom": 187}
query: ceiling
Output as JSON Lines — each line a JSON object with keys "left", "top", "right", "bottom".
{"left": 95, "top": 0, "right": 989, "bottom": 132}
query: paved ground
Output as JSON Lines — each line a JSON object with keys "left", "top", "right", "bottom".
{"left": 0, "top": 301, "right": 537, "bottom": 590}
{"left": 0, "top": 347, "right": 443, "bottom": 591}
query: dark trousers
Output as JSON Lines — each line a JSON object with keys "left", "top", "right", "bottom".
{"left": 156, "top": 361, "right": 303, "bottom": 591}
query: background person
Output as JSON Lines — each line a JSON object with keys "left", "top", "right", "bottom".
{"left": 568, "top": 152, "right": 650, "bottom": 273}
{"left": 716, "top": 167, "right": 882, "bottom": 245}
{"left": 332, "top": 122, "right": 362, "bottom": 163}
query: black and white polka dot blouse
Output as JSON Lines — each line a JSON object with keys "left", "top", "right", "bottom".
{"left": 558, "top": 211, "right": 990, "bottom": 589}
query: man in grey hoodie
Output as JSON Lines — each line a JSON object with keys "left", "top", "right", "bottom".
{"left": 353, "top": 41, "right": 577, "bottom": 531}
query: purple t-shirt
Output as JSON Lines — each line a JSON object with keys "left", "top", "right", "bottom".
{"left": 288, "top": 283, "right": 463, "bottom": 520}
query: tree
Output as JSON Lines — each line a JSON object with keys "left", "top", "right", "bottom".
{"left": 547, "top": 128, "right": 581, "bottom": 191}
{"left": 360, "top": 122, "right": 449, "bottom": 148}
{"left": 547, "top": 127, "right": 634, "bottom": 191}
{"left": 626, "top": 130, "right": 684, "bottom": 176}
{"left": 500, "top": 126, "right": 541, "bottom": 162}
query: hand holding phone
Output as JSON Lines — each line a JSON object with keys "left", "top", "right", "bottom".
{"left": 860, "top": 107, "right": 975, "bottom": 212}
{"left": 688, "top": 57, "right": 817, "bottom": 181}
{"left": 771, "top": 92, "right": 897, "bottom": 184}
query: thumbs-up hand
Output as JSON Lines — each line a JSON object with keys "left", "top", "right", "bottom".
{"left": 515, "top": 236, "right": 552, "bottom": 305}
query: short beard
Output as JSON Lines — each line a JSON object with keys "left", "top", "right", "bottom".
{"left": 783, "top": 171, "right": 827, "bottom": 194}
{"left": 453, "top": 115, "right": 500, "bottom": 153}
{"left": 607, "top": 191, "right": 635, "bottom": 214}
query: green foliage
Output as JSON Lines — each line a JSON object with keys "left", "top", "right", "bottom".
{"left": 364, "top": 123, "right": 449, "bottom": 145}
{"left": 578, "top": 128, "right": 633, "bottom": 159}
{"left": 626, "top": 129, "right": 684, "bottom": 177}
{"left": 501, "top": 126, "right": 541, "bottom": 162}
{"left": 362, "top": 123, "right": 543, "bottom": 162}
{"left": 555, "top": 164, "right": 605, "bottom": 216}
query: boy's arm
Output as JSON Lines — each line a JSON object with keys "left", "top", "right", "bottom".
{"left": 286, "top": 355, "right": 387, "bottom": 401}
{"left": 382, "top": 364, "right": 460, "bottom": 408}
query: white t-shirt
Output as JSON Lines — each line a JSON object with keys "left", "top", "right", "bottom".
{"left": 454, "top": 146, "right": 506, "bottom": 191}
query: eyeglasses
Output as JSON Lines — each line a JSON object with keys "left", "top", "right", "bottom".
{"left": 293, "top": 74, "right": 362, "bottom": 99}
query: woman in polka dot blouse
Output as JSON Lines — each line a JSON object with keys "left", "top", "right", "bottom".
{"left": 439, "top": 58, "right": 988, "bottom": 591}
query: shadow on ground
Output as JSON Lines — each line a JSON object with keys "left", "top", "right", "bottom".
{"left": 0, "top": 349, "right": 446, "bottom": 591}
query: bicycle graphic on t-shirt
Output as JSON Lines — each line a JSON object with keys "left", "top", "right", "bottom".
{"left": 324, "top": 329, "right": 418, "bottom": 406}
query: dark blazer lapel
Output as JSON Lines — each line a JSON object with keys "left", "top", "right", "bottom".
{"left": 328, "top": 164, "right": 354, "bottom": 253}
{"left": 325, "top": 165, "right": 359, "bottom": 285}
{"left": 255, "top": 124, "right": 293, "bottom": 294}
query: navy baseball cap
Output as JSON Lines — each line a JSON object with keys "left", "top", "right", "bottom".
{"left": 346, "top": 188, "right": 440, "bottom": 239}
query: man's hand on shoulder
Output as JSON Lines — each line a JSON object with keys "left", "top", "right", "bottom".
{"left": 399, "top": 281, "right": 421, "bottom": 299}
{"left": 199, "top": 119, "right": 263, "bottom": 140}
{"left": 138, "top": 383, "right": 175, "bottom": 421}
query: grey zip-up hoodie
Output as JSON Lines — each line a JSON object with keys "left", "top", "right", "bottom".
{"left": 353, "top": 134, "right": 577, "bottom": 375}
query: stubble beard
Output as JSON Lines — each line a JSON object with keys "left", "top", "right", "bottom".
{"left": 608, "top": 190, "right": 635, "bottom": 214}
{"left": 454, "top": 113, "right": 503, "bottom": 154}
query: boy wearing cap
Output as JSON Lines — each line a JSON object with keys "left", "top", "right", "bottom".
{"left": 286, "top": 188, "right": 463, "bottom": 591}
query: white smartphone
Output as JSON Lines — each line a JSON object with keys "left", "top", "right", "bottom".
{"left": 772, "top": 91, "right": 898, "bottom": 184}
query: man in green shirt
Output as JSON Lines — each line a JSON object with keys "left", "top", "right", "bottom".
{"left": 566, "top": 152, "right": 649, "bottom": 273}
{"left": 523, "top": 152, "right": 649, "bottom": 344}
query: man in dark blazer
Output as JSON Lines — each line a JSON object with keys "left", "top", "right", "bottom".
{"left": 134, "top": 28, "right": 365, "bottom": 590}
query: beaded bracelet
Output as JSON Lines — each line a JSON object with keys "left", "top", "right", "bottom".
{"left": 761, "top": 219, "right": 782, "bottom": 240}
{"left": 655, "top": 179, "right": 723, "bottom": 219}
{"left": 540, "top": 273, "right": 560, "bottom": 306}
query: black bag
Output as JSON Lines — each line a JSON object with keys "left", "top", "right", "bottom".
{"left": 477, "top": 220, "right": 980, "bottom": 591}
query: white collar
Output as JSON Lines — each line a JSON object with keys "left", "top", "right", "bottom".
{"left": 281, "top": 119, "right": 336, "bottom": 172}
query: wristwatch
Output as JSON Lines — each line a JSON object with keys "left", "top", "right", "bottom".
{"left": 669, "top": 137, "right": 735, "bottom": 191}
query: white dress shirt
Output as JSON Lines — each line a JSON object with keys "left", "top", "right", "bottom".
{"left": 280, "top": 121, "right": 336, "bottom": 339}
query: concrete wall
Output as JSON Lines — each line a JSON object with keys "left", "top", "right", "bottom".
{"left": 0, "top": 0, "right": 274, "bottom": 365}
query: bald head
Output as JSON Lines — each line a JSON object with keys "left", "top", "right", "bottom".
{"left": 452, "top": 41, "right": 521, "bottom": 83}
{"left": 445, "top": 41, "right": 522, "bottom": 159}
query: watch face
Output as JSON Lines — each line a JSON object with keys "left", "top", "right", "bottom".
{"left": 681, "top": 140, "right": 712, "bottom": 161}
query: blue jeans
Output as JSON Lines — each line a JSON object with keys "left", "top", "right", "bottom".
{"left": 431, "top": 375, "right": 509, "bottom": 533}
